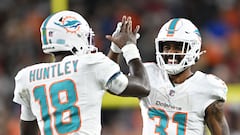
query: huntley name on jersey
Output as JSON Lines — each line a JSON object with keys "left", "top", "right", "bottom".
{"left": 29, "top": 59, "right": 79, "bottom": 82}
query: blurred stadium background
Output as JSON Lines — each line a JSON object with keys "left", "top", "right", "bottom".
{"left": 0, "top": 0, "right": 240, "bottom": 134}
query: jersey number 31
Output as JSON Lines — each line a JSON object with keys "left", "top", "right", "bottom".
{"left": 148, "top": 108, "right": 187, "bottom": 135}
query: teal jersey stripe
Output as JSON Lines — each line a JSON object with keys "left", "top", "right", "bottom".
{"left": 41, "top": 15, "right": 53, "bottom": 45}
{"left": 167, "top": 18, "right": 180, "bottom": 35}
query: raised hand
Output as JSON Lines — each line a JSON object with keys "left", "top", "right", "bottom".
{"left": 106, "top": 16, "right": 140, "bottom": 49}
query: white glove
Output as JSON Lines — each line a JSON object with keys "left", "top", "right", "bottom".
{"left": 110, "top": 22, "right": 122, "bottom": 53}
{"left": 110, "top": 22, "right": 140, "bottom": 53}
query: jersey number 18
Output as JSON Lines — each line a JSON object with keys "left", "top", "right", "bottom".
{"left": 33, "top": 79, "right": 81, "bottom": 135}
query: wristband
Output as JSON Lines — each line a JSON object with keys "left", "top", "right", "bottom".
{"left": 121, "top": 43, "right": 141, "bottom": 64}
{"left": 110, "top": 43, "right": 122, "bottom": 53}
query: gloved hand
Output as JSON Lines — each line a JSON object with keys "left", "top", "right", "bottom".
{"left": 110, "top": 22, "right": 140, "bottom": 53}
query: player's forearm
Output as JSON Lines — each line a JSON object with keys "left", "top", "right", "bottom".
{"left": 128, "top": 59, "right": 146, "bottom": 78}
{"left": 208, "top": 121, "right": 230, "bottom": 135}
{"left": 20, "top": 120, "right": 39, "bottom": 135}
{"left": 107, "top": 49, "right": 120, "bottom": 63}
{"left": 220, "top": 117, "right": 230, "bottom": 135}
{"left": 206, "top": 101, "right": 230, "bottom": 135}
{"left": 127, "top": 59, "right": 150, "bottom": 95}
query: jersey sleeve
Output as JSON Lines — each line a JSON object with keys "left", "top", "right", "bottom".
{"left": 13, "top": 68, "right": 31, "bottom": 108}
{"left": 20, "top": 105, "right": 36, "bottom": 121}
{"left": 202, "top": 74, "right": 228, "bottom": 115}
{"left": 95, "top": 54, "right": 122, "bottom": 89}
{"left": 207, "top": 74, "right": 228, "bottom": 101}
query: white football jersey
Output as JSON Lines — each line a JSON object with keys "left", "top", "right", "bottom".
{"left": 140, "top": 63, "right": 228, "bottom": 135}
{"left": 13, "top": 52, "right": 122, "bottom": 135}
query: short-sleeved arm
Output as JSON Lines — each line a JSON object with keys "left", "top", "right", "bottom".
{"left": 96, "top": 55, "right": 128, "bottom": 94}
{"left": 13, "top": 69, "right": 31, "bottom": 108}
{"left": 202, "top": 74, "right": 228, "bottom": 115}
{"left": 207, "top": 74, "right": 228, "bottom": 101}
{"left": 20, "top": 105, "right": 36, "bottom": 121}
{"left": 98, "top": 57, "right": 121, "bottom": 85}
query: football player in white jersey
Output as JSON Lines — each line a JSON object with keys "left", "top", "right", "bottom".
{"left": 13, "top": 11, "right": 150, "bottom": 135}
{"left": 108, "top": 18, "right": 230, "bottom": 135}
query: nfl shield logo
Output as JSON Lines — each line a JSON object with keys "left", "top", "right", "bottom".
{"left": 49, "top": 31, "right": 53, "bottom": 37}
{"left": 169, "top": 90, "right": 175, "bottom": 96}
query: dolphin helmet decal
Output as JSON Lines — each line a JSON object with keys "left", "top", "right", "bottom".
{"left": 40, "top": 10, "right": 97, "bottom": 55}
{"left": 54, "top": 16, "right": 82, "bottom": 33}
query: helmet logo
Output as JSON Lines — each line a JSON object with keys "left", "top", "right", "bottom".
{"left": 194, "top": 29, "right": 200, "bottom": 37}
{"left": 194, "top": 29, "right": 201, "bottom": 41}
{"left": 54, "top": 16, "right": 81, "bottom": 33}
{"left": 167, "top": 18, "right": 180, "bottom": 37}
